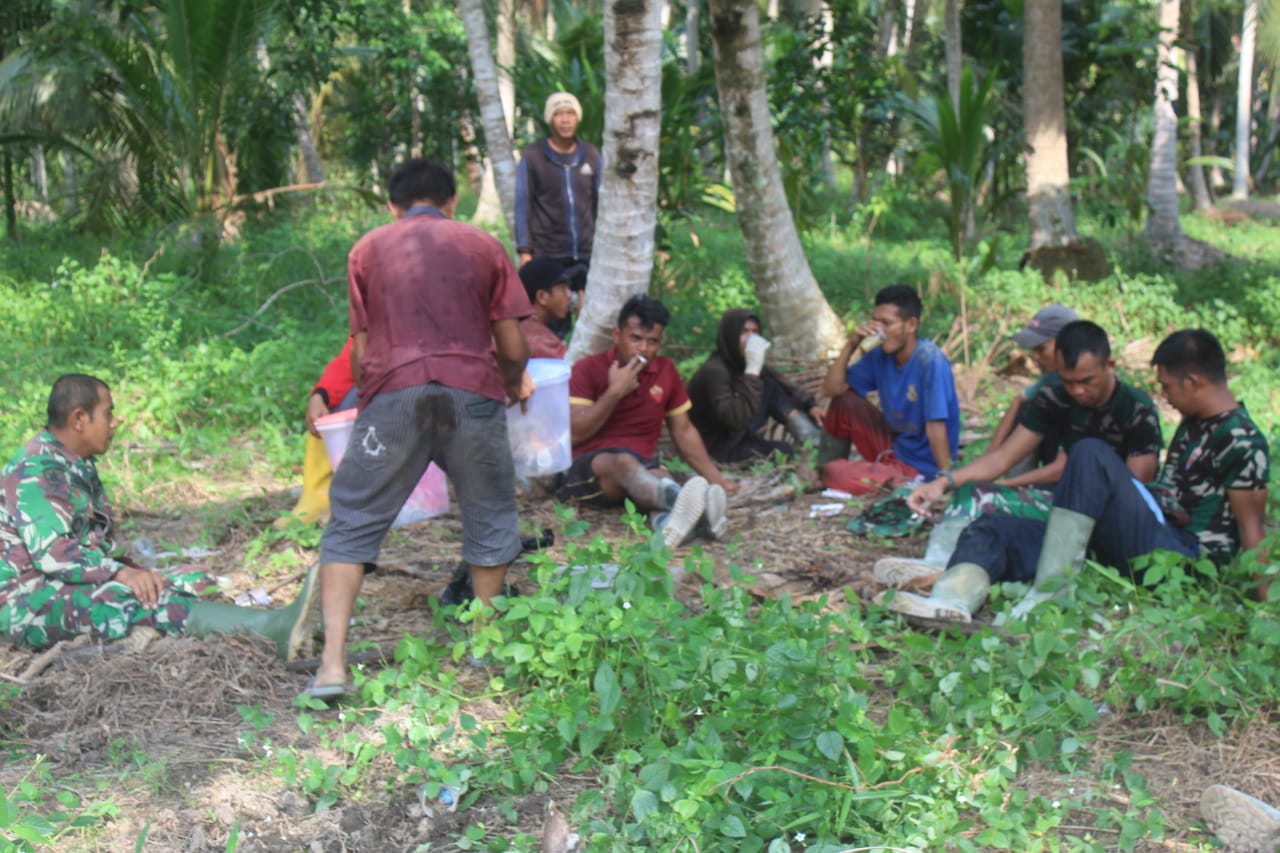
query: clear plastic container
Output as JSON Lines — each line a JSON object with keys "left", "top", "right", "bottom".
{"left": 506, "top": 358, "right": 573, "bottom": 477}
{"left": 313, "top": 409, "right": 448, "bottom": 525}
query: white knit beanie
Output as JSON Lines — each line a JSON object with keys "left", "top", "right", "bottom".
{"left": 543, "top": 92, "right": 583, "bottom": 124}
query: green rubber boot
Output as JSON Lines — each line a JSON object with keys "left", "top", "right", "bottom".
{"left": 784, "top": 411, "right": 824, "bottom": 446}
{"left": 814, "top": 432, "right": 851, "bottom": 468}
{"left": 1008, "top": 508, "right": 1095, "bottom": 620}
{"left": 184, "top": 566, "right": 320, "bottom": 661}
{"left": 880, "top": 562, "right": 991, "bottom": 623}
{"left": 923, "top": 516, "right": 968, "bottom": 566}
{"left": 872, "top": 517, "right": 969, "bottom": 587}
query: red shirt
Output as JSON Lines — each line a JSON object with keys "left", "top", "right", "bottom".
{"left": 348, "top": 212, "right": 532, "bottom": 406}
{"left": 312, "top": 337, "right": 355, "bottom": 407}
{"left": 519, "top": 316, "right": 568, "bottom": 359}
{"left": 569, "top": 348, "right": 691, "bottom": 459}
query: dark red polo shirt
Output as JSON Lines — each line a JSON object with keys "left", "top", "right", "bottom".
{"left": 569, "top": 348, "right": 691, "bottom": 459}
{"left": 348, "top": 213, "right": 531, "bottom": 407}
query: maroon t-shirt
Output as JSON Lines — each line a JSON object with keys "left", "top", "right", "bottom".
{"left": 348, "top": 212, "right": 531, "bottom": 406}
{"left": 519, "top": 315, "right": 568, "bottom": 359}
{"left": 569, "top": 348, "right": 691, "bottom": 459}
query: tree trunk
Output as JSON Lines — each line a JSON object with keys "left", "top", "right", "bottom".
{"left": 945, "top": 0, "right": 962, "bottom": 113}
{"left": 293, "top": 92, "right": 325, "bottom": 183}
{"left": 879, "top": 0, "right": 898, "bottom": 56}
{"left": 706, "top": 0, "right": 844, "bottom": 359}
{"left": 1185, "top": 44, "right": 1213, "bottom": 211}
{"left": 1209, "top": 93, "right": 1226, "bottom": 188}
{"left": 1144, "top": 0, "right": 1183, "bottom": 249}
{"left": 1255, "top": 74, "right": 1280, "bottom": 181}
{"left": 31, "top": 146, "right": 48, "bottom": 201}
{"left": 1232, "top": 0, "right": 1257, "bottom": 199}
{"left": 61, "top": 151, "right": 78, "bottom": 218}
{"left": 473, "top": 161, "right": 505, "bottom": 227}
{"left": 403, "top": 0, "right": 423, "bottom": 158}
{"left": 497, "top": 0, "right": 515, "bottom": 134}
{"left": 1022, "top": 0, "right": 1076, "bottom": 249}
{"left": 457, "top": 0, "right": 518, "bottom": 238}
{"left": 460, "top": 111, "right": 485, "bottom": 193}
{"left": 565, "top": 0, "right": 664, "bottom": 360}
{"left": 3, "top": 151, "right": 15, "bottom": 241}
{"left": 686, "top": 0, "right": 700, "bottom": 74}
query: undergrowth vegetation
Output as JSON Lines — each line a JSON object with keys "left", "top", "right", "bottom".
{"left": 263, "top": 518, "right": 1280, "bottom": 851}
{"left": 1, "top": 198, "right": 1278, "bottom": 850}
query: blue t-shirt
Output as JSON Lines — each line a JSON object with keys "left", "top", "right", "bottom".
{"left": 845, "top": 339, "right": 960, "bottom": 476}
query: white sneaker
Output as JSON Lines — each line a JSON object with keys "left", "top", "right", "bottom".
{"left": 1200, "top": 785, "right": 1280, "bottom": 852}
{"left": 703, "top": 483, "right": 728, "bottom": 540}
{"left": 873, "top": 557, "right": 943, "bottom": 588}
{"left": 661, "top": 476, "right": 708, "bottom": 549}
{"left": 875, "top": 589, "right": 973, "bottom": 623}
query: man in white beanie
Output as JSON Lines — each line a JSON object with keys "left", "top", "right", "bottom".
{"left": 515, "top": 92, "right": 601, "bottom": 336}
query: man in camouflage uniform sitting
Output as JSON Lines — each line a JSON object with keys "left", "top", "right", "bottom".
{"left": 874, "top": 320, "right": 1163, "bottom": 582}
{"left": 0, "top": 374, "right": 318, "bottom": 659}
{"left": 888, "top": 329, "right": 1270, "bottom": 622}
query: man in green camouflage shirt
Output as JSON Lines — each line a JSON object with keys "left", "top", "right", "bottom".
{"left": 885, "top": 329, "right": 1270, "bottom": 622}
{"left": 0, "top": 375, "right": 319, "bottom": 659}
{"left": 875, "top": 321, "right": 1162, "bottom": 582}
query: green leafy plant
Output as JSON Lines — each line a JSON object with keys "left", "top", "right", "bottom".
{"left": 901, "top": 65, "right": 1006, "bottom": 260}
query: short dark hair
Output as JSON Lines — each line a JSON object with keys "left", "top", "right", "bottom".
{"left": 1152, "top": 329, "right": 1227, "bottom": 384}
{"left": 47, "top": 374, "right": 109, "bottom": 429}
{"left": 874, "top": 284, "right": 922, "bottom": 321}
{"left": 616, "top": 295, "right": 670, "bottom": 330}
{"left": 387, "top": 158, "right": 457, "bottom": 210}
{"left": 1055, "top": 320, "right": 1111, "bottom": 368}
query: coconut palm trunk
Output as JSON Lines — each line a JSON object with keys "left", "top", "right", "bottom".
{"left": 292, "top": 92, "right": 324, "bottom": 184}
{"left": 1144, "top": 0, "right": 1183, "bottom": 249}
{"left": 565, "top": 0, "right": 664, "bottom": 359}
{"left": 457, "top": 0, "right": 517, "bottom": 237}
{"left": 1185, "top": 42, "right": 1213, "bottom": 211}
{"left": 1022, "top": 0, "right": 1076, "bottom": 249}
{"left": 707, "top": 0, "right": 843, "bottom": 358}
{"left": 1232, "top": 0, "right": 1257, "bottom": 199}
{"left": 945, "top": 0, "right": 962, "bottom": 112}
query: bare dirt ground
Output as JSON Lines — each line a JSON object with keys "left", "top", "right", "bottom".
{"left": 0, "top": 368, "right": 1272, "bottom": 851}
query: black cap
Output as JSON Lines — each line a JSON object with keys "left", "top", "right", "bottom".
{"left": 519, "top": 257, "right": 570, "bottom": 302}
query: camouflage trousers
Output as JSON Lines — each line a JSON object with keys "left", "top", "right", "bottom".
{"left": 940, "top": 482, "right": 1055, "bottom": 526}
{"left": 0, "top": 565, "right": 216, "bottom": 650}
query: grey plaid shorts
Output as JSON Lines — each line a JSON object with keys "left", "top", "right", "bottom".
{"left": 320, "top": 383, "right": 522, "bottom": 568}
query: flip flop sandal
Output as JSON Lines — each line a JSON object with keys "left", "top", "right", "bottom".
{"left": 304, "top": 676, "right": 349, "bottom": 701}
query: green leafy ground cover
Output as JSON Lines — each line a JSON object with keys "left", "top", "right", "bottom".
{"left": 0, "top": 199, "right": 1277, "bottom": 851}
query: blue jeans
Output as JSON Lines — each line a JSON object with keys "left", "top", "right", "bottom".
{"left": 949, "top": 438, "right": 1199, "bottom": 583}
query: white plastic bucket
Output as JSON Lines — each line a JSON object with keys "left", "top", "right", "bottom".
{"left": 507, "top": 358, "right": 572, "bottom": 477}
{"left": 313, "top": 409, "right": 449, "bottom": 525}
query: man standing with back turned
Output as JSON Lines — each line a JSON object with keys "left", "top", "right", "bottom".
{"left": 310, "top": 159, "right": 532, "bottom": 699}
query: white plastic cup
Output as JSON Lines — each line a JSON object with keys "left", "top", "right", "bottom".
{"left": 313, "top": 409, "right": 448, "bottom": 525}
{"left": 506, "top": 358, "right": 572, "bottom": 477}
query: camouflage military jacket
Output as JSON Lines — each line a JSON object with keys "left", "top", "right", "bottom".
{"left": 0, "top": 431, "right": 123, "bottom": 596}
{"left": 1148, "top": 407, "right": 1270, "bottom": 565}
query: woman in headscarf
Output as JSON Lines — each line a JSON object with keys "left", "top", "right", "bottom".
{"left": 687, "top": 308, "right": 825, "bottom": 464}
